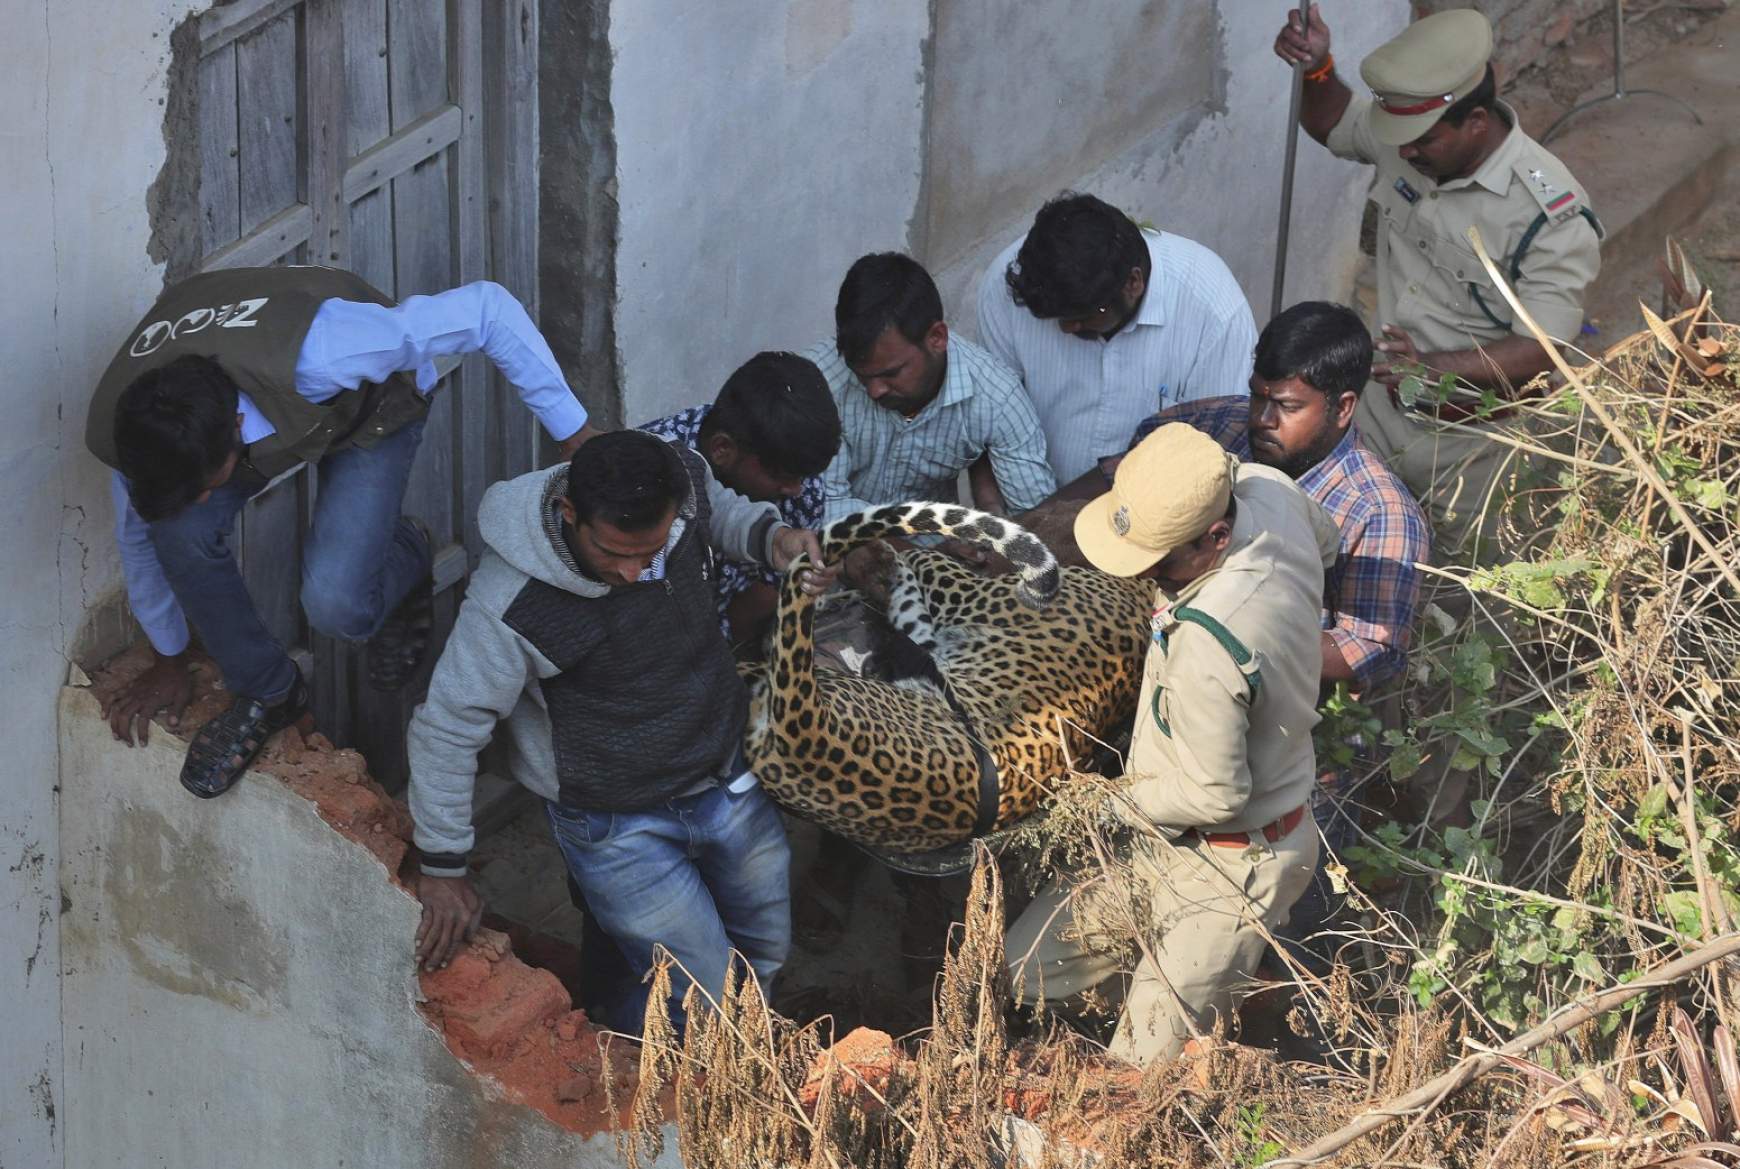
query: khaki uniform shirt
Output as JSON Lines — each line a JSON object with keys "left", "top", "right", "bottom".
{"left": 1328, "top": 98, "right": 1601, "bottom": 352}
{"left": 1125, "top": 464, "right": 1341, "bottom": 834}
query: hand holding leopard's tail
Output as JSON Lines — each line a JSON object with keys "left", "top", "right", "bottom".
{"left": 820, "top": 502, "right": 1061, "bottom": 610}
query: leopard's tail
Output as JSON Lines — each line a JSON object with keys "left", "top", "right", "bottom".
{"left": 819, "top": 502, "right": 1060, "bottom": 610}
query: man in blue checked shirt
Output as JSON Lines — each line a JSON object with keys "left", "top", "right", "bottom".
{"left": 1131, "top": 302, "right": 1430, "bottom": 695}
{"left": 638, "top": 351, "right": 841, "bottom": 647}
{"left": 86, "top": 266, "right": 597, "bottom": 800}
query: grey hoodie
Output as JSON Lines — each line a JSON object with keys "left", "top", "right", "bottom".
{"left": 407, "top": 448, "right": 785, "bottom": 876}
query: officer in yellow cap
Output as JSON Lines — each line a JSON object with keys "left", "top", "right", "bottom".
{"left": 1005, "top": 423, "right": 1339, "bottom": 1063}
{"left": 1274, "top": 6, "right": 1602, "bottom": 558}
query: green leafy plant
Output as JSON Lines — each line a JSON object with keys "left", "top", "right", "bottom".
{"left": 1232, "top": 1102, "right": 1283, "bottom": 1168}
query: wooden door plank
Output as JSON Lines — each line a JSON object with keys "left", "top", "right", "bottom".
{"left": 451, "top": 0, "right": 490, "bottom": 558}
{"left": 309, "top": 629, "right": 355, "bottom": 748}
{"left": 388, "top": 0, "right": 448, "bottom": 131}
{"left": 347, "top": 191, "right": 395, "bottom": 293}
{"left": 200, "top": 203, "right": 313, "bottom": 271}
{"left": 342, "top": 0, "right": 389, "bottom": 158}
{"left": 198, "top": 43, "right": 242, "bottom": 255}
{"left": 342, "top": 104, "right": 462, "bottom": 204}
{"left": 236, "top": 10, "right": 301, "bottom": 235}
{"left": 343, "top": 0, "right": 392, "bottom": 292}
{"left": 201, "top": 0, "right": 301, "bottom": 55}
{"left": 395, "top": 148, "right": 457, "bottom": 550}
{"left": 346, "top": 191, "right": 395, "bottom": 297}
{"left": 488, "top": 0, "right": 542, "bottom": 479}
{"left": 301, "top": 0, "right": 348, "bottom": 268}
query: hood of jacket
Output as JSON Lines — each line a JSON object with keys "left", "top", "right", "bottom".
{"left": 475, "top": 448, "right": 697, "bottom": 600}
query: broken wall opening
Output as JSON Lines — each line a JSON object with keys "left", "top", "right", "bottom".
{"left": 67, "top": 647, "right": 672, "bottom": 1165}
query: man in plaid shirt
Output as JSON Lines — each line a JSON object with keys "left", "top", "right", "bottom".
{"left": 1133, "top": 302, "right": 1428, "bottom": 692}
{"left": 639, "top": 351, "right": 840, "bottom": 646}
{"left": 1133, "top": 302, "right": 1430, "bottom": 960}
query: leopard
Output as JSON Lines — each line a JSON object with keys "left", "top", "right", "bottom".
{"left": 744, "top": 502, "right": 1153, "bottom": 857}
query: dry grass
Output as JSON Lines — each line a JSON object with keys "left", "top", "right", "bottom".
{"left": 604, "top": 305, "right": 1740, "bottom": 1166}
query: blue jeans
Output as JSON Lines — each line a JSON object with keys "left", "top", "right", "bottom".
{"left": 545, "top": 783, "right": 792, "bottom": 1035}
{"left": 147, "top": 421, "right": 430, "bottom": 702}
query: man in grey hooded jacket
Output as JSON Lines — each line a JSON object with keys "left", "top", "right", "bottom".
{"left": 406, "top": 429, "right": 833, "bottom": 1031}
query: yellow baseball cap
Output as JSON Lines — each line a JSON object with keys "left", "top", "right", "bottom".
{"left": 1074, "top": 423, "right": 1235, "bottom": 578}
{"left": 1361, "top": 9, "right": 1494, "bottom": 147}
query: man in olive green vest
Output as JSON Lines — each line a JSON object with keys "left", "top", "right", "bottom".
{"left": 88, "top": 266, "right": 595, "bottom": 798}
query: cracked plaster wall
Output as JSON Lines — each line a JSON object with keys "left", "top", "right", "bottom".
{"left": 607, "top": 0, "right": 934, "bottom": 423}
{"left": 2, "top": 4, "right": 198, "bottom": 1166}
{"left": 56, "top": 686, "right": 669, "bottom": 1169}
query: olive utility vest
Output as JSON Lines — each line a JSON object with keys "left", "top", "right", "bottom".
{"left": 87, "top": 266, "right": 429, "bottom": 481}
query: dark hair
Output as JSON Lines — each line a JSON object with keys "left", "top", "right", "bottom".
{"left": 834, "top": 253, "right": 945, "bottom": 367}
{"left": 1254, "top": 301, "right": 1373, "bottom": 398}
{"left": 702, "top": 351, "right": 841, "bottom": 479}
{"left": 1440, "top": 65, "right": 1505, "bottom": 129}
{"left": 1004, "top": 193, "right": 1149, "bottom": 319}
{"left": 567, "top": 429, "right": 687, "bottom": 531}
{"left": 114, "top": 354, "right": 242, "bottom": 522}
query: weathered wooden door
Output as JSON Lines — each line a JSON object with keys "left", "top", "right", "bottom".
{"left": 180, "top": 0, "right": 543, "bottom": 782}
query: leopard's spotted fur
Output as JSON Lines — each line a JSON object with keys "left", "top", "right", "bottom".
{"left": 745, "top": 503, "right": 1151, "bottom": 853}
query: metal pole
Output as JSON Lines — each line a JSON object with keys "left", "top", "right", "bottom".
{"left": 1270, "top": 6, "right": 1308, "bottom": 321}
{"left": 1613, "top": 0, "right": 1627, "bottom": 97}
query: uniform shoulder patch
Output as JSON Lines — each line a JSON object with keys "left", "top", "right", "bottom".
{"left": 1515, "top": 157, "right": 1586, "bottom": 226}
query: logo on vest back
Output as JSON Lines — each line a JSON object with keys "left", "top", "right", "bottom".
{"left": 128, "top": 297, "right": 271, "bottom": 358}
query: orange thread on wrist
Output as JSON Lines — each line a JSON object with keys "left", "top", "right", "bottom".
{"left": 1304, "top": 53, "right": 1334, "bottom": 83}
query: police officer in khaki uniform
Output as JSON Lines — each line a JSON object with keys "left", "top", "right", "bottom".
{"left": 1275, "top": 7, "right": 1602, "bottom": 557}
{"left": 1005, "top": 424, "right": 1338, "bottom": 1063}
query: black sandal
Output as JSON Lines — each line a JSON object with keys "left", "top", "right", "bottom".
{"left": 180, "top": 669, "right": 309, "bottom": 799}
{"left": 367, "top": 521, "right": 435, "bottom": 693}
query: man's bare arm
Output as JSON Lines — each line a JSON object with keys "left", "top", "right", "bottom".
{"left": 1373, "top": 324, "right": 1555, "bottom": 396}
{"left": 966, "top": 453, "right": 1008, "bottom": 515}
{"left": 1320, "top": 632, "right": 1358, "bottom": 686}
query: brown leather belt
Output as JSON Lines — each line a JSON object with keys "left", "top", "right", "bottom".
{"left": 1184, "top": 805, "right": 1307, "bottom": 849}
{"left": 1386, "top": 384, "right": 1517, "bottom": 425}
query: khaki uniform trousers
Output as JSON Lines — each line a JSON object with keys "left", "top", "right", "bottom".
{"left": 1355, "top": 385, "right": 1530, "bottom": 564}
{"left": 1005, "top": 818, "right": 1318, "bottom": 1063}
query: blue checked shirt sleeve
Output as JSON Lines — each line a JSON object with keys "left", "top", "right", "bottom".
{"left": 1325, "top": 483, "right": 1430, "bottom": 689}
{"left": 1130, "top": 395, "right": 1250, "bottom": 452}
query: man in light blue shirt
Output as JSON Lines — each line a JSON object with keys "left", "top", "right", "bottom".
{"left": 976, "top": 193, "right": 1257, "bottom": 486}
{"left": 87, "top": 266, "right": 594, "bottom": 799}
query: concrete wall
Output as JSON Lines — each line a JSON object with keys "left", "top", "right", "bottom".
{"left": 926, "top": 2, "right": 1410, "bottom": 332}
{"left": 918, "top": 0, "right": 1223, "bottom": 294}
{"left": 57, "top": 685, "right": 672, "bottom": 1169}
{"left": 608, "top": 0, "right": 933, "bottom": 423}
{"left": 2, "top": 4, "right": 197, "bottom": 1165}
{"left": 604, "top": 0, "right": 1411, "bottom": 426}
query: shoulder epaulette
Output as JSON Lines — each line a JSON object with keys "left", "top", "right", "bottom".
{"left": 1515, "top": 158, "right": 1590, "bottom": 229}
